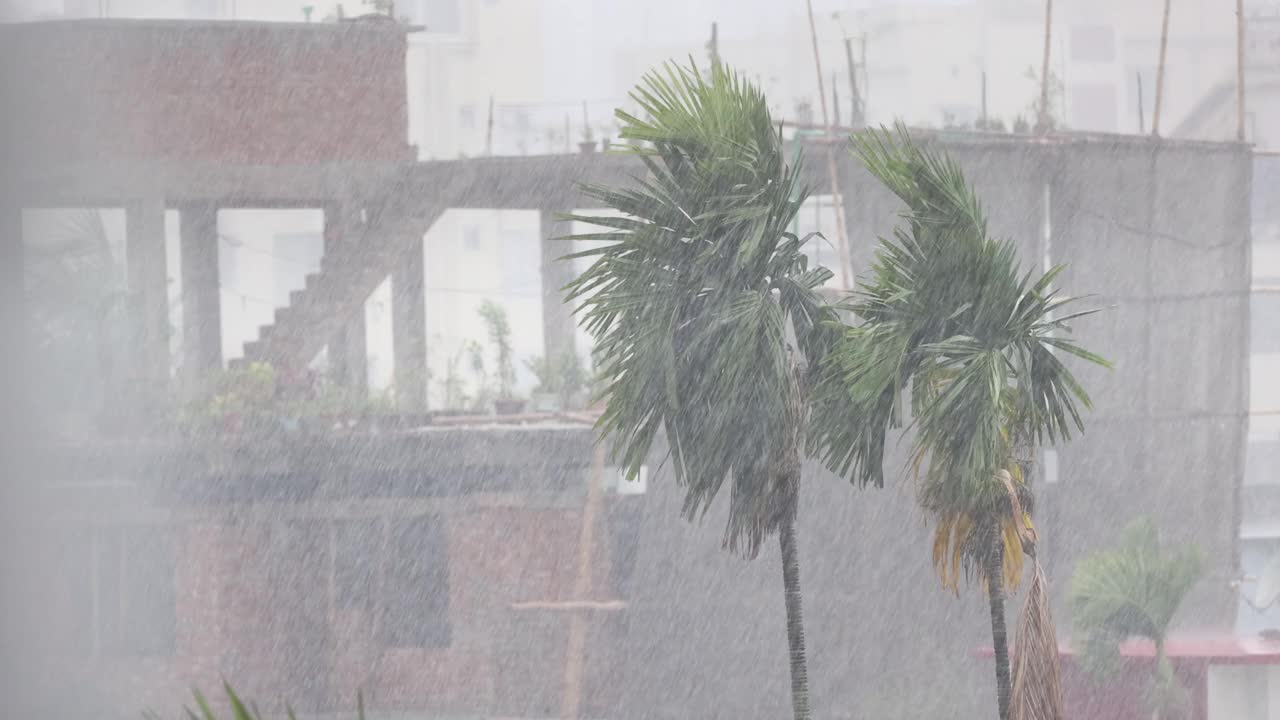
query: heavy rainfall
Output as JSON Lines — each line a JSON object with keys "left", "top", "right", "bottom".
{"left": 0, "top": 1, "right": 1276, "bottom": 718}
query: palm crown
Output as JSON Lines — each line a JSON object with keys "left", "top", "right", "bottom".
{"left": 564, "top": 61, "right": 836, "bottom": 558}
{"left": 810, "top": 124, "right": 1109, "bottom": 590}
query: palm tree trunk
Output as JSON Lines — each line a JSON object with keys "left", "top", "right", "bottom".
{"left": 1151, "top": 636, "right": 1167, "bottom": 720}
{"left": 986, "top": 526, "right": 1012, "bottom": 720}
{"left": 779, "top": 507, "right": 812, "bottom": 720}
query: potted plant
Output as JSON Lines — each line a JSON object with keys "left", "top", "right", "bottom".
{"left": 525, "top": 351, "right": 587, "bottom": 412}
{"left": 478, "top": 300, "right": 525, "bottom": 414}
{"left": 433, "top": 342, "right": 472, "bottom": 417}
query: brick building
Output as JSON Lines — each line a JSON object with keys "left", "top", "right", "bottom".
{"left": 0, "top": 16, "right": 1257, "bottom": 720}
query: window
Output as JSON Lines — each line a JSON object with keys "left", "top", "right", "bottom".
{"left": 1237, "top": 538, "right": 1280, "bottom": 635}
{"left": 334, "top": 519, "right": 380, "bottom": 611}
{"left": 380, "top": 516, "right": 451, "bottom": 648}
{"left": 1070, "top": 25, "right": 1116, "bottom": 63}
{"left": 463, "top": 225, "right": 482, "bottom": 251}
{"left": 1245, "top": 436, "right": 1279, "bottom": 486}
{"left": 1254, "top": 293, "right": 1280, "bottom": 353}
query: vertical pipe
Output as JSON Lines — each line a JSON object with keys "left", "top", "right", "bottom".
{"left": 1152, "top": 0, "right": 1172, "bottom": 137}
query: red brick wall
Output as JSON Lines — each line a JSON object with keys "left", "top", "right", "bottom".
{"left": 4, "top": 20, "right": 411, "bottom": 168}
{"left": 25, "top": 499, "right": 622, "bottom": 718}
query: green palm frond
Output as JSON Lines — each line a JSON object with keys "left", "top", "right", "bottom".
{"left": 152, "top": 683, "right": 367, "bottom": 719}
{"left": 564, "top": 59, "right": 838, "bottom": 558}
{"left": 809, "top": 123, "right": 1107, "bottom": 589}
{"left": 1070, "top": 518, "right": 1204, "bottom": 677}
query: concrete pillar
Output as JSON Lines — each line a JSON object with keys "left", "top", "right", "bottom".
{"left": 539, "top": 208, "right": 577, "bottom": 363}
{"left": 179, "top": 202, "right": 222, "bottom": 384}
{"left": 0, "top": 205, "right": 27, "bottom": 434}
{"left": 125, "top": 200, "right": 169, "bottom": 404}
{"left": 324, "top": 203, "right": 368, "bottom": 392}
{"left": 392, "top": 233, "right": 427, "bottom": 412}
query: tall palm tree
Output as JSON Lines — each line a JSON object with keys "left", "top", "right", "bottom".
{"left": 809, "top": 124, "right": 1107, "bottom": 720}
{"left": 1071, "top": 518, "right": 1203, "bottom": 720}
{"left": 564, "top": 60, "right": 838, "bottom": 720}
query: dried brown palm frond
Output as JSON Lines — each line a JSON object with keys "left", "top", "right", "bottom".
{"left": 1010, "top": 560, "right": 1065, "bottom": 720}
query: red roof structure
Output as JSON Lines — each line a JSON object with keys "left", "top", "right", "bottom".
{"left": 976, "top": 633, "right": 1280, "bottom": 719}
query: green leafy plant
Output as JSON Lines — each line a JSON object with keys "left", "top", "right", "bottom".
{"left": 477, "top": 300, "right": 517, "bottom": 401}
{"left": 1071, "top": 518, "right": 1204, "bottom": 720}
{"left": 808, "top": 123, "right": 1107, "bottom": 720}
{"left": 143, "top": 682, "right": 365, "bottom": 720}
{"left": 565, "top": 58, "right": 839, "bottom": 720}
{"left": 181, "top": 362, "right": 280, "bottom": 434}
{"left": 435, "top": 341, "right": 471, "bottom": 411}
{"left": 525, "top": 351, "right": 587, "bottom": 409}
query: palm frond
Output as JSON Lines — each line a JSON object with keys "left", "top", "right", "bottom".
{"left": 1070, "top": 518, "right": 1204, "bottom": 677}
{"left": 811, "top": 123, "right": 1107, "bottom": 591}
{"left": 565, "top": 59, "right": 836, "bottom": 558}
{"left": 1010, "top": 561, "right": 1065, "bottom": 720}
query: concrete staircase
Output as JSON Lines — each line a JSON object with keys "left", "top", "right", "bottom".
{"left": 236, "top": 203, "right": 447, "bottom": 371}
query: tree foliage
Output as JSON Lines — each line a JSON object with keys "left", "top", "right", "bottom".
{"left": 809, "top": 123, "right": 1108, "bottom": 590}
{"left": 1071, "top": 518, "right": 1204, "bottom": 676}
{"left": 564, "top": 60, "right": 837, "bottom": 557}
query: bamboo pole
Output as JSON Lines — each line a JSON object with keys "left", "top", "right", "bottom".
{"left": 1036, "top": 0, "right": 1054, "bottom": 133}
{"left": 804, "top": 0, "right": 853, "bottom": 289}
{"left": 1152, "top": 0, "right": 1172, "bottom": 137}
{"left": 560, "top": 443, "right": 607, "bottom": 720}
{"left": 1237, "top": 0, "right": 1248, "bottom": 142}
{"left": 844, "top": 37, "right": 861, "bottom": 128}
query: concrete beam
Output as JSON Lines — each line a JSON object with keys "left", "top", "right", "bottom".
{"left": 392, "top": 233, "right": 427, "bottom": 412}
{"left": 179, "top": 202, "right": 222, "bottom": 385}
{"left": 397, "top": 153, "right": 635, "bottom": 211}
{"left": 14, "top": 161, "right": 405, "bottom": 209}
{"left": 540, "top": 208, "right": 577, "bottom": 364}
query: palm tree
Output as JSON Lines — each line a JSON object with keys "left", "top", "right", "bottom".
{"left": 1071, "top": 518, "right": 1203, "bottom": 720}
{"left": 564, "top": 60, "right": 838, "bottom": 720}
{"left": 809, "top": 124, "right": 1107, "bottom": 720}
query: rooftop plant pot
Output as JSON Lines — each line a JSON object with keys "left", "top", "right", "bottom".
{"left": 530, "top": 392, "right": 561, "bottom": 414}
{"left": 494, "top": 398, "right": 527, "bottom": 415}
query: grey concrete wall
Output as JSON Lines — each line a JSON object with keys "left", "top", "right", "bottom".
{"left": 611, "top": 136, "right": 1252, "bottom": 720}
